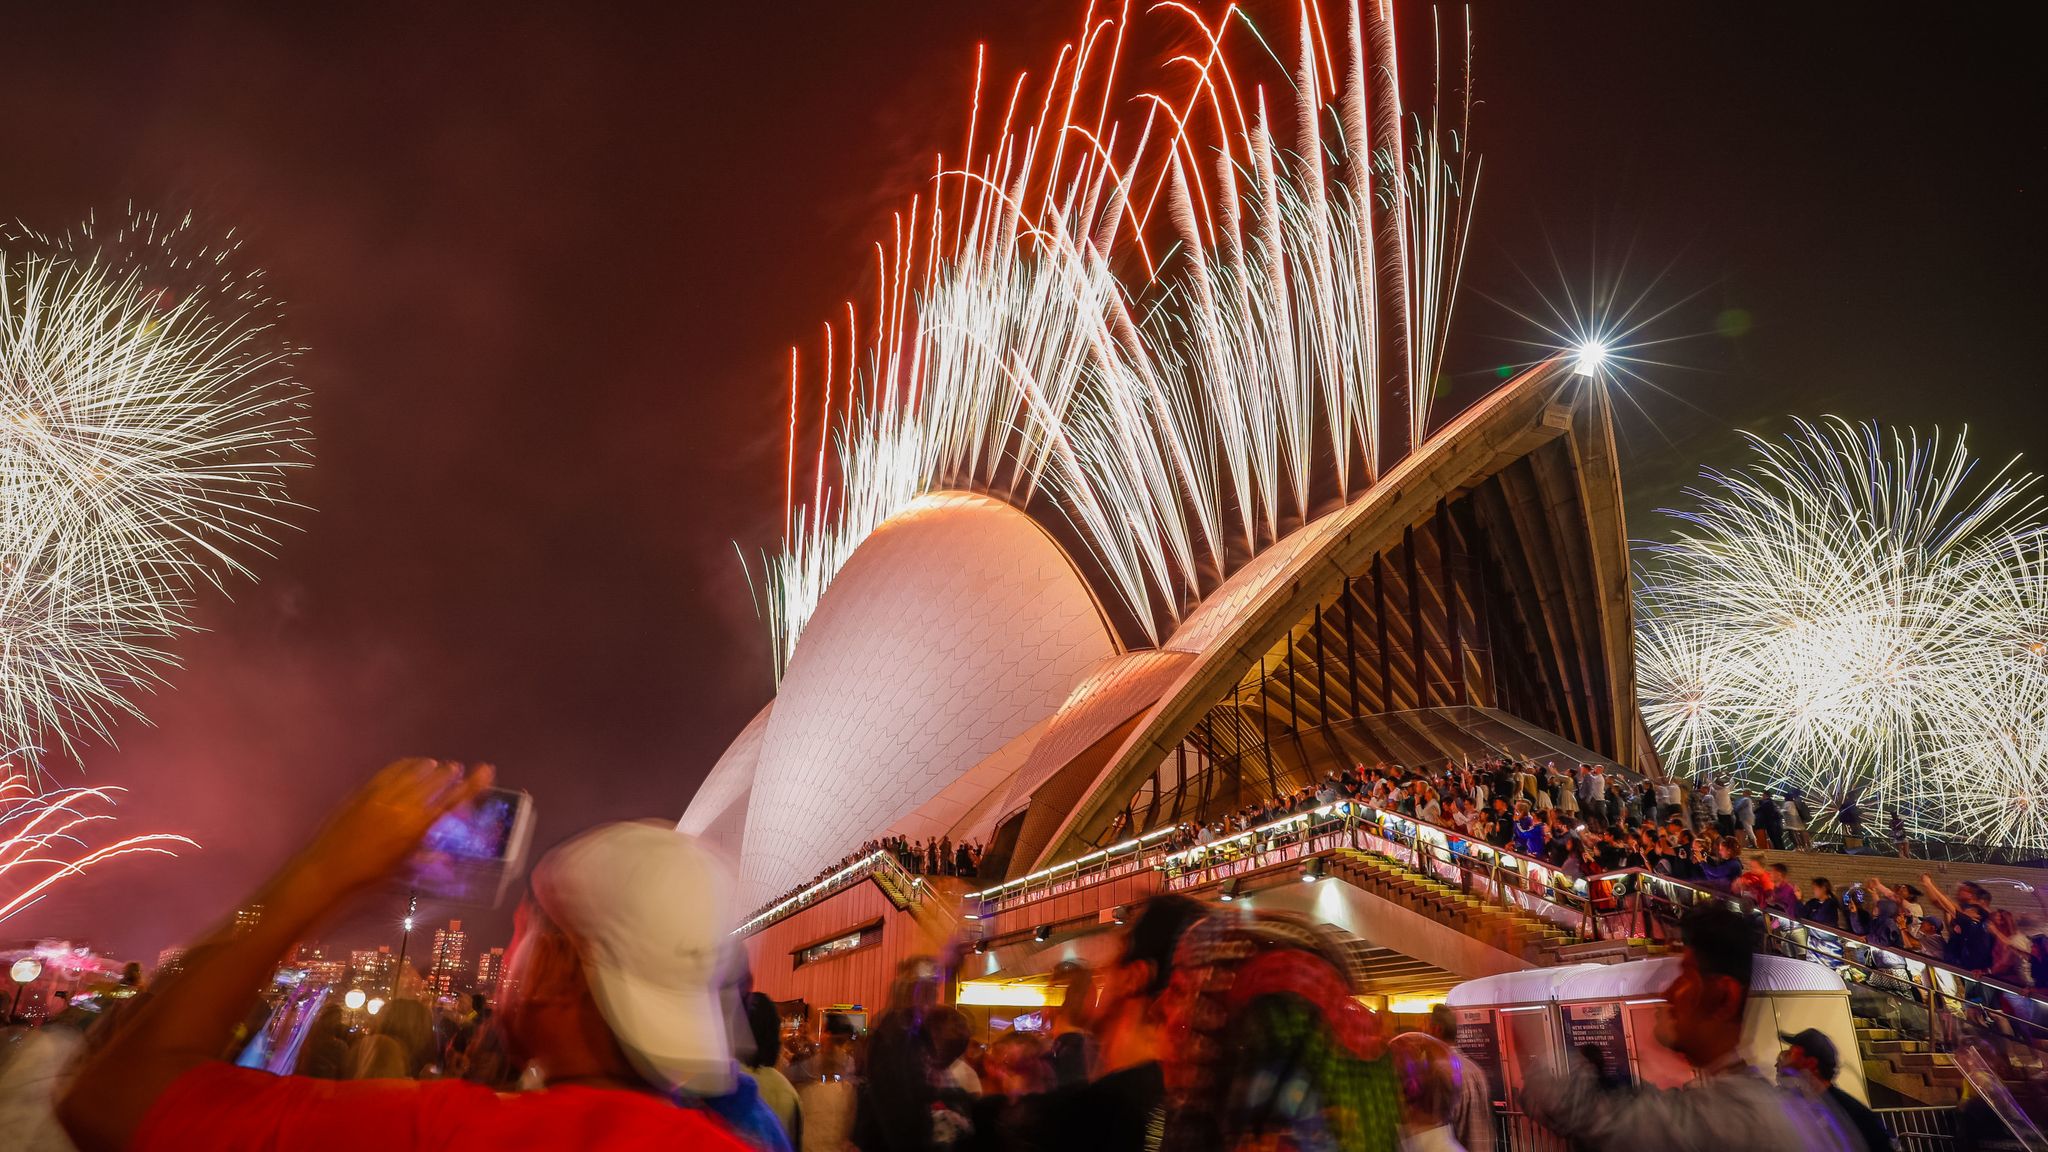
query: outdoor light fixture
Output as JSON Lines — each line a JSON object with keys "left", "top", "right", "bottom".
{"left": 1033, "top": 924, "right": 1052, "bottom": 943}
{"left": 1301, "top": 858, "right": 1326, "bottom": 883}
{"left": 1572, "top": 340, "right": 1607, "bottom": 377}
{"left": 366, "top": 997, "right": 386, "bottom": 1016}
{"left": 343, "top": 988, "right": 367, "bottom": 1011}
{"left": 1219, "top": 879, "right": 1241, "bottom": 902}
{"left": 1111, "top": 904, "right": 1130, "bottom": 925}
{"left": 9, "top": 957, "right": 42, "bottom": 1019}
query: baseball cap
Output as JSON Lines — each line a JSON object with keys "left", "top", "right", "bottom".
{"left": 531, "top": 820, "right": 736, "bottom": 1095}
{"left": 1780, "top": 1028, "right": 1839, "bottom": 1079}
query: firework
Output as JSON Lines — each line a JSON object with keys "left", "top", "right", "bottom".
{"left": 749, "top": 2, "right": 1485, "bottom": 678}
{"left": 1, "top": 209, "right": 309, "bottom": 764}
{"left": 1636, "top": 417, "right": 2048, "bottom": 849}
{"left": 0, "top": 767, "right": 195, "bottom": 924}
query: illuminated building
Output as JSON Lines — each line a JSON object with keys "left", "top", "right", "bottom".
{"left": 682, "top": 0, "right": 1642, "bottom": 1030}
{"left": 475, "top": 946, "right": 504, "bottom": 1001}
{"left": 153, "top": 947, "right": 186, "bottom": 982}
{"left": 428, "top": 920, "right": 467, "bottom": 998}
{"left": 349, "top": 945, "right": 397, "bottom": 992}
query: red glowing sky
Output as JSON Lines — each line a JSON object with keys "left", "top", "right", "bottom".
{"left": 4, "top": 2, "right": 2036, "bottom": 961}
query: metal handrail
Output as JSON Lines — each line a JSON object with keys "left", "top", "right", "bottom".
{"left": 735, "top": 850, "right": 932, "bottom": 937}
{"left": 1157, "top": 802, "right": 1614, "bottom": 941}
{"left": 971, "top": 798, "right": 2048, "bottom": 1070}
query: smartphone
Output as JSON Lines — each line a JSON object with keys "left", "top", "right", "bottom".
{"left": 406, "top": 786, "right": 535, "bottom": 908}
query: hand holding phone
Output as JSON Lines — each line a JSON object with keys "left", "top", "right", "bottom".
{"left": 406, "top": 785, "right": 535, "bottom": 907}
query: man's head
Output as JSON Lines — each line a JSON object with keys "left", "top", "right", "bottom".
{"left": 1776, "top": 1028, "right": 1839, "bottom": 1086}
{"left": 1958, "top": 882, "right": 1989, "bottom": 909}
{"left": 501, "top": 821, "right": 735, "bottom": 1095}
{"left": 1428, "top": 1002, "right": 1457, "bottom": 1042}
{"left": 1089, "top": 894, "right": 1204, "bottom": 1030}
{"left": 743, "top": 992, "right": 781, "bottom": 1071}
{"left": 821, "top": 1012, "right": 855, "bottom": 1051}
{"left": 925, "top": 1005, "right": 972, "bottom": 1068}
{"left": 1655, "top": 903, "right": 1757, "bottom": 1068}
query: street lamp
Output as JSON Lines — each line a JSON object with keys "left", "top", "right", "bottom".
{"left": 390, "top": 890, "right": 419, "bottom": 1000}
{"left": 9, "top": 956, "right": 42, "bottom": 1020}
{"left": 366, "top": 997, "right": 386, "bottom": 1016}
{"left": 343, "top": 988, "right": 367, "bottom": 1012}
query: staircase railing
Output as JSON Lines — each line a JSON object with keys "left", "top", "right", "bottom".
{"left": 970, "top": 800, "right": 2048, "bottom": 1069}
{"left": 735, "top": 850, "right": 935, "bottom": 937}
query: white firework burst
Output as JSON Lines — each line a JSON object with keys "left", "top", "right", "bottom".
{"left": 1636, "top": 417, "right": 2048, "bottom": 849}
{"left": 0, "top": 209, "right": 309, "bottom": 765}
{"left": 753, "top": 2, "right": 1487, "bottom": 678}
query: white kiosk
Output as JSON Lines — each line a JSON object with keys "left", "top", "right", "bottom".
{"left": 1444, "top": 954, "right": 1867, "bottom": 1110}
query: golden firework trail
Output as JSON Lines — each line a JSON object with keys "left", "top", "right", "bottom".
{"left": 0, "top": 767, "right": 196, "bottom": 924}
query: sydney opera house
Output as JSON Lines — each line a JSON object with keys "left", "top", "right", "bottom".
{"left": 679, "top": 3, "right": 1652, "bottom": 1023}
{"left": 683, "top": 357, "right": 1646, "bottom": 1018}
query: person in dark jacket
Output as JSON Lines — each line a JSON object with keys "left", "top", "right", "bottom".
{"left": 1800, "top": 877, "right": 1844, "bottom": 929}
{"left": 1777, "top": 1029, "right": 1893, "bottom": 1152}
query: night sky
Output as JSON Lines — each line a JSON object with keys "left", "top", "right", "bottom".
{"left": 6, "top": 3, "right": 2038, "bottom": 963}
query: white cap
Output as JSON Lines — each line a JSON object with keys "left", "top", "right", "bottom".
{"left": 530, "top": 820, "right": 736, "bottom": 1095}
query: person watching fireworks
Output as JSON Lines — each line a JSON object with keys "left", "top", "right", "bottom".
{"left": 58, "top": 759, "right": 754, "bottom": 1152}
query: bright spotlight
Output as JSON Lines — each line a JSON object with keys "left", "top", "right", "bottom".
{"left": 1572, "top": 341, "right": 1608, "bottom": 377}
{"left": 343, "top": 988, "right": 366, "bottom": 1011}
{"left": 366, "top": 997, "right": 386, "bottom": 1016}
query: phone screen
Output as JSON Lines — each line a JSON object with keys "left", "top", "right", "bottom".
{"left": 424, "top": 788, "right": 523, "bottom": 861}
{"left": 406, "top": 786, "right": 534, "bottom": 907}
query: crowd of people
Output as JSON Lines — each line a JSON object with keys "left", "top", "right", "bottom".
{"left": 791, "top": 837, "right": 988, "bottom": 903}
{"left": 1174, "top": 758, "right": 1863, "bottom": 860}
{"left": 0, "top": 757, "right": 2032, "bottom": 1151}
{"left": 1165, "top": 757, "right": 2048, "bottom": 997}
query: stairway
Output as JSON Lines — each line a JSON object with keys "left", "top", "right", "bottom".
{"left": 1856, "top": 1015, "right": 1964, "bottom": 1105}
{"left": 1327, "top": 847, "right": 1666, "bottom": 967}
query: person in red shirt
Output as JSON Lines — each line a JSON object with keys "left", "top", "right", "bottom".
{"left": 59, "top": 758, "right": 755, "bottom": 1152}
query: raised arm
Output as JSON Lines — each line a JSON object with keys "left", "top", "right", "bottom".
{"left": 58, "top": 759, "right": 490, "bottom": 1152}
{"left": 1919, "top": 874, "right": 1960, "bottom": 917}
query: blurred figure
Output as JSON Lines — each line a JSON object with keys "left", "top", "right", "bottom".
{"left": 923, "top": 1007, "right": 977, "bottom": 1148}
{"left": 348, "top": 996, "right": 437, "bottom": 1079}
{"left": 291, "top": 1003, "right": 350, "bottom": 1080}
{"left": 744, "top": 992, "right": 802, "bottom": 1151}
{"left": 1390, "top": 1032, "right": 1466, "bottom": 1152}
{"left": 695, "top": 956, "right": 795, "bottom": 1152}
{"left": 0, "top": 1003, "right": 90, "bottom": 1152}
{"left": 1162, "top": 908, "right": 1398, "bottom": 1152}
{"left": 1426, "top": 1004, "right": 1495, "bottom": 1152}
{"left": 854, "top": 958, "right": 946, "bottom": 1152}
{"left": 1523, "top": 904, "right": 1862, "bottom": 1150}
{"left": 1776, "top": 1029, "right": 1891, "bottom": 1152}
{"left": 57, "top": 759, "right": 754, "bottom": 1152}
{"left": 791, "top": 1015, "right": 858, "bottom": 1152}
{"left": 925, "top": 1007, "right": 979, "bottom": 1097}
{"left": 980, "top": 1031, "right": 1051, "bottom": 1099}
{"left": 1045, "top": 962, "right": 1095, "bottom": 1088}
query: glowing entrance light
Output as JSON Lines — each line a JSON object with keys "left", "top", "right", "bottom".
{"left": 1573, "top": 340, "right": 1608, "bottom": 377}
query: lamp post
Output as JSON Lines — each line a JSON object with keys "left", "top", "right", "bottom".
{"left": 9, "top": 957, "right": 42, "bottom": 1020}
{"left": 390, "top": 889, "right": 418, "bottom": 999}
